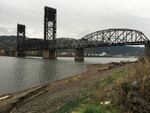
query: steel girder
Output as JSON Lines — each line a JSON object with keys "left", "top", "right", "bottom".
{"left": 79, "top": 28, "right": 149, "bottom": 48}
{"left": 25, "top": 39, "right": 43, "bottom": 51}
{"left": 19, "top": 28, "right": 149, "bottom": 51}
{"left": 56, "top": 38, "right": 78, "bottom": 49}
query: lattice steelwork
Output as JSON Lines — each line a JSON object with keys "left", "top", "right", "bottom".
{"left": 25, "top": 39, "right": 43, "bottom": 51}
{"left": 56, "top": 38, "right": 78, "bottom": 49}
{"left": 18, "top": 28, "right": 149, "bottom": 51}
{"left": 79, "top": 28, "right": 149, "bottom": 48}
{"left": 17, "top": 24, "right": 26, "bottom": 52}
{"left": 44, "top": 6, "right": 57, "bottom": 49}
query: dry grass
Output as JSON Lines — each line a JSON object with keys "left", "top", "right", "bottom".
{"left": 53, "top": 60, "right": 150, "bottom": 113}
{"left": 116, "top": 58, "right": 150, "bottom": 113}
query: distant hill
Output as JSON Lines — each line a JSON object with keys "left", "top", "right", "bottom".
{"left": 0, "top": 35, "right": 144, "bottom": 56}
{"left": 0, "top": 35, "right": 17, "bottom": 50}
{"left": 0, "top": 35, "right": 16, "bottom": 40}
{"left": 85, "top": 46, "right": 144, "bottom": 56}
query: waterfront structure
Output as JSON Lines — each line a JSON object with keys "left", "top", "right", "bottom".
{"left": 16, "top": 6, "right": 150, "bottom": 61}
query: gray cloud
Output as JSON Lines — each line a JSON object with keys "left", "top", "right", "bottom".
{"left": 0, "top": 0, "right": 150, "bottom": 39}
{"left": 0, "top": 27, "right": 16, "bottom": 35}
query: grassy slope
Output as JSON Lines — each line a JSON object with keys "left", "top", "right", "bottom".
{"left": 53, "top": 65, "right": 131, "bottom": 113}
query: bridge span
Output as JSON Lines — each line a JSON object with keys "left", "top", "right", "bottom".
{"left": 16, "top": 6, "right": 150, "bottom": 61}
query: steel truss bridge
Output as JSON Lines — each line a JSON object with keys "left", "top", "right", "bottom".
{"left": 24, "top": 28, "right": 149, "bottom": 51}
{"left": 16, "top": 6, "right": 149, "bottom": 60}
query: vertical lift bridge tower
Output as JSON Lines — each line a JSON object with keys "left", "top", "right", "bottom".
{"left": 16, "top": 24, "right": 26, "bottom": 57}
{"left": 43, "top": 6, "right": 57, "bottom": 59}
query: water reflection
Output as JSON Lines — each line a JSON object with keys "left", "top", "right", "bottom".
{"left": 38, "top": 60, "right": 57, "bottom": 83}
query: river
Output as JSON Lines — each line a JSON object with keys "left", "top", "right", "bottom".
{"left": 0, "top": 56, "right": 137, "bottom": 95}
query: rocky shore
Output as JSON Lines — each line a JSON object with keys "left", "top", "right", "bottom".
{"left": 0, "top": 61, "right": 135, "bottom": 113}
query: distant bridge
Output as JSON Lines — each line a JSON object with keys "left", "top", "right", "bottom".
{"left": 16, "top": 6, "right": 150, "bottom": 61}
{"left": 80, "top": 28, "right": 149, "bottom": 47}
{"left": 24, "top": 28, "right": 149, "bottom": 50}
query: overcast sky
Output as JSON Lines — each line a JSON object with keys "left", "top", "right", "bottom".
{"left": 0, "top": 0, "right": 150, "bottom": 39}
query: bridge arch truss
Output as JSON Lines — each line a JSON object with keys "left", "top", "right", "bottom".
{"left": 79, "top": 28, "right": 149, "bottom": 48}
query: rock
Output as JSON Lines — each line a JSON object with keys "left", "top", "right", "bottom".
{"left": 131, "top": 80, "right": 139, "bottom": 91}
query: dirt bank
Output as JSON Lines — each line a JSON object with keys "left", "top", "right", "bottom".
{"left": 0, "top": 61, "right": 135, "bottom": 113}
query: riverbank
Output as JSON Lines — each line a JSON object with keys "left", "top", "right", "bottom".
{"left": 0, "top": 61, "right": 135, "bottom": 113}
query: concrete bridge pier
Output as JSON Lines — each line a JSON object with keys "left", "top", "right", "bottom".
{"left": 16, "top": 52, "right": 26, "bottom": 57}
{"left": 9, "top": 50, "right": 16, "bottom": 56}
{"left": 144, "top": 41, "right": 150, "bottom": 60}
{"left": 74, "top": 48, "right": 84, "bottom": 61}
{"left": 43, "top": 49, "right": 57, "bottom": 59}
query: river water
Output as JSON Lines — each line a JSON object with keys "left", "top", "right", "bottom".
{"left": 0, "top": 56, "right": 137, "bottom": 95}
